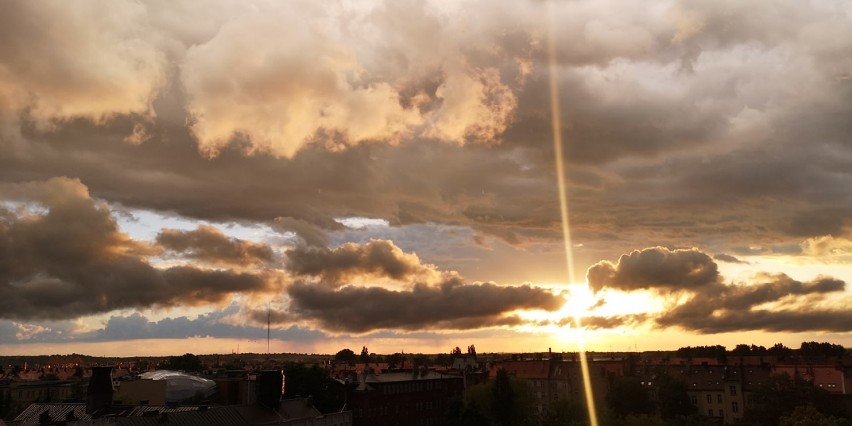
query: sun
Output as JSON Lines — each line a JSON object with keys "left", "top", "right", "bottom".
{"left": 516, "top": 282, "right": 664, "bottom": 346}
{"left": 514, "top": 283, "right": 597, "bottom": 336}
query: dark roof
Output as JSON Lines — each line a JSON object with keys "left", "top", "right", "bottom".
{"left": 118, "top": 407, "right": 248, "bottom": 426}
{"left": 14, "top": 403, "right": 247, "bottom": 426}
{"left": 12, "top": 401, "right": 335, "bottom": 426}
{"left": 13, "top": 403, "right": 90, "bottom": 425}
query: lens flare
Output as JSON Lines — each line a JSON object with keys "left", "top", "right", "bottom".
{"left": 547, "top": 2, "right": 600, "bottom": 425}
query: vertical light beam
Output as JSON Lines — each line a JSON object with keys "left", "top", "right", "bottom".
{"left": 547, "top": 3, "right": 599, "bottom": 425}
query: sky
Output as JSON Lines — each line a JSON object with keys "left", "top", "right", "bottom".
{"left": 0, "top": 0, "right": 851, "bottom": 357}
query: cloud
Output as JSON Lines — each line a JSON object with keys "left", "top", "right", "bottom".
{"left": 286, "top": 239, "right": 440, "bottom": 285}
{"left": 0, "top": 178, "right": 275, "bottom": 320}
{"left": 0, "top": 0, "right": 851, "bottom": 350}
{"left": 559, "top": 314, "right": 648, "bottom": 330}
{"left": 157, "top": 225, "right": 275, "bottom": 267}
{"left": 655, "top": 274, "right": 850, "bottom": 333}
{"left": 285, "top": 278, "right": 563, "bottom": 333}
{"left": 272, "top": 217, "right": 332, "bottom": 247}
{"left": 0, "top": 307, "right": 328, "bottom": 343}
{"left": 2, "top": 0, "right": 850, "bottom": 255}
{"left": 800, "top": 234, "right": 852, "bottom": 258}
{"left": 713, "top": 253, "right": 748, "bottom": 264}
{"left": 583, "top": 247, "right": 851, "bottom": 333}
{"left": 180, "top": 0, "right": 519, "bottom": 158}
{"left": 586, "top": 247, "right": 721, "bottom": 293}
{"left": 0, "top": 0, "right": 166, "bottom": 135}
{"left": 89, "top": 309, "right": 326, "bottom": 342}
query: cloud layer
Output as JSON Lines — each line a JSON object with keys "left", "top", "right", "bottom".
{"left": 0, "top": 0, "right": 850, "bottom": 349}
{"left": 286, "top": 279, "right": 562, "bottom": 333}
{"left": 0, "top": 178, "right": 275, "bottom": 320}
{"left": 587, "top": 247, "right": 851, "bottom": 334}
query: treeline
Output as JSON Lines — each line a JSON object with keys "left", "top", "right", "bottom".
{"left": 334, "top": 345, "right": 478, "bottom": 367}
{"left": 675, "top": 341, "right": 848, "bottom": 360}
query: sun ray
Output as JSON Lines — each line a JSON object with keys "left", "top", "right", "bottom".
{"left": 547, "top": 2, "right": 600, "bottom": 424}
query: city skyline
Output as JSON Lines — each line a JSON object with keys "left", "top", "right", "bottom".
{"left": 1, "top": 0, "right": 851, "bottom": 357}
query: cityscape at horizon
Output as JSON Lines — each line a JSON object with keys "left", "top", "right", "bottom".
{"left": 1, "top": 0, "right": 851, "bottom": 358}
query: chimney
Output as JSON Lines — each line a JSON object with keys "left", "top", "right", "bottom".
{"left": 256, "top": 370, "right": 283, "bottom": 411}
{"left": 86, "top": 366, "right": 114, "bottom": 414}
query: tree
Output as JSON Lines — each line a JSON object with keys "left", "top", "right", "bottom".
{"left": 606, "top": 376, "right": 654, "bottom": 419}
{"left": 434, "top": 353, "right": 452, "bottom": 367}
{"left": 412, "top": 354, "right": 430, "bottom": 367}
{"left": 732, "top": 344, "right": 752, "bottom": 356}
{"left": 769, "top": 343, "right": 793, "bottom": 358}
{"left": 359, "top": 346, "right": 371, "bottom": 363}
{"left": 676, "top": 345, "right": 727, "bottom": 363}
{"left": 282, "top": 362, "right": 346, "bottom": 413}
{"left": 743, "top": 374, "right": 845, "bottom": 426}
{"left": 799, "top": 342, "right": 847, "bottom": 357}
{"left": 334, "top": 348, "right": 356, "bottom": 364}
{"left": 492, "top": 369, "right": 516, "bottom": 425}
{"left": 541, "top": 398, "right": 587, "bottom": 426}
{"left": 386, "top": 353, "right": 405, "bottom": 369}
{"left": 163, "top": 353, "right": 203, "bottom": 372}
{"left": 447, "top": 395, "right": 490, "bottom": 426}
{"left": 452, "top": 370, "right": 534, "bottom": 426}
{"left": 779, "top": 405, "right": 851, "bottom": 426}
{"left": 656, "top": 374, "right": 695, "bottom": 420}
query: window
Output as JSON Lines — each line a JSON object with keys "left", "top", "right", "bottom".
{"left": 732, "top": 401, "right": 739, "bottom": 413}
{"left": 720, "top": 409, "right": 724, "bottom": 418}
{"left": 691, "top": 395, "right": 698, "bottom": 405}
{"left": 717, "top": 394, "right": 722, "bottom": 403}
{"left": 708, "top": 409, "right": 714, "bottom": 417}
{"left": 729, "top": 385, "right": 737, "bottom": 396}
{"left": 706, "top": 394, "right": 712, "bottom": 403}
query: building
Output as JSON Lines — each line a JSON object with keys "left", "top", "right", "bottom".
{"left": 490, "top": 353, "right": 630, "bottom": 417}
{"left": 10, "top": 367, "right": 352, "bottom": 426}
{"left": 346, "top": 370, "right": 464, "bottom": 426}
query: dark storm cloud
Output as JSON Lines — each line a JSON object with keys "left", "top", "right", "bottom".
{"left": 286, "top": 239, "right": 437, "bottom": 285}
{"left": 586, "top": 247, "right": 720, "bottom": 293}
{"left": 157, "top": 225, "right": 274, "bottom": 266}
{"left": 0, "top": 178, "right": 275, "bottom": 320}
{"left": 285, "top": 279, "right": 563, "bottom": 333}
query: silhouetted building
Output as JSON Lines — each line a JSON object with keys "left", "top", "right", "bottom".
{"left": 346, "top": 371, "right": 463, "bottom": 426}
